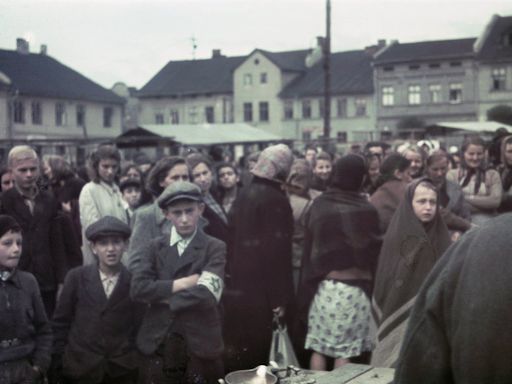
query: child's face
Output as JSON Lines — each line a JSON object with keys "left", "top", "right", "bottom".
{"left": 0, "top": 230, "right": 22, "bottom": 269}
{"left": 98, "top": 158, "right": 119, "bottom": 185}
{"left": 164, "top": 200, "right": 204, "bottom": 238}
{"left": 91, "top": 235, "right": 127, "bottom": 269}
{"left": 122, "top": 186, "right": 141, "bottom": 209}
{"left": 191, "top": 163, "right": 212, "bottom": 194}
{"left": 412, "top": 185, "right": 437, "bottom": 223}
{"left": 313, "top": 159, "right": 332, "bottom": 181}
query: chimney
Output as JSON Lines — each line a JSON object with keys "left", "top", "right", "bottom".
{"left": 378, "top": 39, "right": 386, "bottom": 48}
{"left": 212, "top": 49, "right": 222, "bottom": 58}
{"left": 40, "top": 44, "right": 47, "bottom": 55}
{"left": 316, "top": 36, "right": 325, "bottom": 49}
{"left": 16, "top": 38, "right": 30, "bottom": 54}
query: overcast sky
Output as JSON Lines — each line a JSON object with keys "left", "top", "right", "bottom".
{"left": 1, "top": 0, "right": 512, "bottom": 90}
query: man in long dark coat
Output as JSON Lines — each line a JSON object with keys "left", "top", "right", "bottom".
{"left": 224, "top": 144, "right": 294, "bottom": 372}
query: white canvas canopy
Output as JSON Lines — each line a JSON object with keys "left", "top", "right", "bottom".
{"left": 429, "top": 121, "right": 512, "bottom": 133}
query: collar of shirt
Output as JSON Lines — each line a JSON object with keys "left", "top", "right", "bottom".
{"left": 169, "top": 226, "right": 196, "bottom": 256}
{"left": 15, "top": 184, "right": 39, "bottom": 200}
{"left": 99, "top": 269, "right": 120, "bottom": 285}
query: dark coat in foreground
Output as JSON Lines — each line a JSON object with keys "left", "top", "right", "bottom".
{"left": 224, "top": 176, "right": 294, "bottom": 371}
{"left": 130, "top": 230, "right": 226, "bottom": 359}
{"left": 52, "top": 264, "right": 144, "bottom": 380}
{"left": 395, "top": 213, "right": 512, "bottom": 383}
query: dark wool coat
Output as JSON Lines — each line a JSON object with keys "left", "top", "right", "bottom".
{"left": 369, "top": 179, "right": 409, "bottom": 233}
{"left": 0, "top": 188, "right": 66, "bottom": 290}
{"left": 395, "top": 213, "right": 512, "bottom": 383}
{"left": 224, "top": 176, "right": 294, "bottom": 371}
{"left": 52, "top": 264, "right": 144, "bottom": 380}
{"left": 131, "top": 230, "right": 226, "bottom": 359}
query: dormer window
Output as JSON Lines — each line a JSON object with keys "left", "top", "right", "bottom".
{"left": 501, "top": 30, "right": 512, "bottom": 46}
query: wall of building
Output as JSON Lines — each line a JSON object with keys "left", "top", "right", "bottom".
{"left": 375, "top": 58, "right": 478, "bottom": 133}
{"left": 138, "top": 94, "right": 233, "bottom": 125}
{"left": 6, "top": 96, "right": 123, "bottom": 139}
{"left": 476, "top": 63, "right": 512, "bottom": 120}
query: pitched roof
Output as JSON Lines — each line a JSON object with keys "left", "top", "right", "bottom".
{"left": 138, "top": 56, "right": 245, "bottom": 98}
{"left": 476, "top": 15, "right": 512, "bottom": 62}
{"left": 279, "top": 50, "right": 374, "bottom": 98}
{"left": 0, "top": 49, "right": 124, "bottom": 104}
{"left": 374, "top": 38, "right": 476, "bottom": 65}
{"left": 254, "top": 49, "right": 310, "bottom": 72}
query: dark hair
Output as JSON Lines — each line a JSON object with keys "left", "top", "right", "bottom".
{"left": 312, "top": 151, "right": 332, "bottom": 168}
{"left": 146, "top": 156, "right": 187, "bottom": 197}
{"left": 87, "top": 144, "right": 121, "bottom": 183}
{"left": 46, "top": 155, "right": 75, "bottom": 183}
{"left": 461, "top": 136, "right": 486, "bottom": 157}
{"left": 186, "top": 153, "right": 212, "bottom": 173}
{"left": 375, "top": 152, "right": 411, "bottom": 188}
{"left": 0, "top": 214, "right": 21, "bottom": 238}
{"left": 426, "top": 150, "right": 450, "bottom": 168}
{"left": 0, "top": 167, "right": 12, "bottom": 192}
{"left": 216, "top": 162, "right": 238, "bottom": 176}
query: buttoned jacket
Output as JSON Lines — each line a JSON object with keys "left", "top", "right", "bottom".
{"left": 130, "top": 230, "right": 226, "bottom": 359}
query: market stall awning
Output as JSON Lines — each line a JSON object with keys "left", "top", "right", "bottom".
{"left": 116, "top": 123, "right": 283, "bottom": 147}
{"left": 427, "top": 121, "right": 512, "bottom": 134}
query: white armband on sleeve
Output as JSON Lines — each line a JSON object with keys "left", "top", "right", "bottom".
{"left": 197, "top": 271, "right": 224, "bottom": 302}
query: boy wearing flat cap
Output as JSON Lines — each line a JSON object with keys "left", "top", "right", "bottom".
{"left": 52, "top": 216, "right": 143, "bottom": 383}
{"left": 131, "top": 181, "right": 226, "bottom": 384}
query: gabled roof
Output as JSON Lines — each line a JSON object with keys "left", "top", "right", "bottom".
{"left": 374, "top": 38, "right": 476, "bottom": 65}
{"left": 138, "top": 56, "right": 245, "bottom": 98}
{"left": 250, "top": 49, "right": 310, "bottom": 72}
{"left": 0, "top": 49, "right": 124, "bottom": 104}
{"left": 279, "top": 50, "right": 373, "bottom": 98}
{"left": 476, "top": 15, "right": 512, "bottom": 62}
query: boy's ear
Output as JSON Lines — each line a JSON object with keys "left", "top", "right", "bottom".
{"left": 198, "top": 202, "right": 205, "bottom": 215}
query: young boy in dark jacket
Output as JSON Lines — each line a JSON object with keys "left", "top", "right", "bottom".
{"left": 0, "top": 214, "right": 52, "bottom": 383}
{"left": 52, "top": 216, "right": 143, "bottom": 383}
{"left": 131, "top": 181, "right": 226, "bottom": 384}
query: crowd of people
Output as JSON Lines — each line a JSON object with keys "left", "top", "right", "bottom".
{"left": 1, "top": 132, "right": 512, "bottom": 383}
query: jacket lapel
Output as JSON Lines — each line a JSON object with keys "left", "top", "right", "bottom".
{"left": 83, "top": 264, "right": 108, "bottom": 307}
{"left": 174, "top": 231, "right": 207, "bottom": 275}
{"left": 107, "top": 266, "right": 130, "bottom": 308}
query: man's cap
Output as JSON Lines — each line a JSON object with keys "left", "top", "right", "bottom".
{"left": 119, "top": 178, "right": 141, "bottom": 192}
{"left": 157, "top": 181, "right": 202, "bottom": 209}
{"left": 85, "top": 216, "right": 131, "bottom": 241}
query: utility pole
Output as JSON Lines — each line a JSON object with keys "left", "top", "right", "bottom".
{"left": 323, "top": 0, "right": 331, "bottom": 151}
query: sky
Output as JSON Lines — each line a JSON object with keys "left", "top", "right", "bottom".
{"left": 1, "top": 0, "right": 512, "bottom": 90}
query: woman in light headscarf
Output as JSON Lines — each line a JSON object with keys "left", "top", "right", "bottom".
{"left": 371, "top": 178, "right": 451, "bottom": 368}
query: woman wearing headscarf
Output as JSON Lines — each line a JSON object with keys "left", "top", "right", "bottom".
{"left": 369, "top": 153, "right": 412, "bottom": 233}
{"left": 446, "top": 135, "right": 502, "bottom": 226}
{"left": 224, "top": 144, "right": 294, "bottom": 372}
{"left": 498, "top": 135, "right": 512, "bottom": 212}
{"left": 297, "top": 154, "right": 382, "bottom": 370}
{"left": 371, "top": 178, "right": 451, "bottom": 368}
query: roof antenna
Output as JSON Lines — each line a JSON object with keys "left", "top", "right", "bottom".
{"left": 191, "top": 36, "right": 198, "bottom": 60}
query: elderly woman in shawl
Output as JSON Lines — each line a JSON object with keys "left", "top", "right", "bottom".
{"left": 298, "top": 154, "right": 382, "bottom": 370}
{"left": 223, "top": 144, "right": 295, "bottom": 372}
{"left": 371, "top": 178, "right": 451, "bottom": 367}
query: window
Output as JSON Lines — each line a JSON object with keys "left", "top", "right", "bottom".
{"left": 243, "top": 102, "right": 253, "bottom": 122}
{"left": 355, "top": 98, "right": 367, "bottom": 116}
{"left": 449, "top": 83, "right": 462, "bottom": 104}
{"left": 170, "top": 110, "right": 179, "bottom": 124}
{"left": 429, "top": 63, "right": 441, "bottom": 69}
{"left": 492, "top": 68, "right": 506, "bottom": 91}
{"left": 336, "top": 98, "right": 347, "bottom": 117}
{"left": 319, "top": 99, "right": 325, "bottom": 118}
{"left": 13, "top": 101, "right": 25, "bottom": 123}
{"left": 501, "top": 31, "right": 512, "bottom": 46}
{"left": 302, "top": 131, "right": 312, "bottom": 141}
{"left": 155, "top": 113, "right": 164, "bottom": 124}
{"left": 449, "top": 61, "right": 462, "bottom": 67}
{"left": 31, "top": 101, "right": 42, "bottom": 125}
{"left": 259, "top": 102, "right": 269, "bottom": 122}
{"left": 382, "top": 86, "right": 394, "bottom": 106}
{"left": 260, "top": 73, "right": 267, "bottom": 84}
{"left": 408, "top": 64, "right": 420, "bottom": 70}
{"left": 383, "top": 66, "right": 394, "bottom": 72}
{"left": 429, "top": 84, "right": 442, "bottom": 103}
{"left": 103, "top": 107, "right": 113, "bottom": 127}
{"left": 337, "top": 131, "right": 347, "bottom": 143}
{"left": 284, "top": 100, "right": 293, "bottom": 120}
{"left": 243, "top": 74, "right": 252, "bottom": 86}
{"left": 188, "top": 106, "right": 198, "bottom": 124}
{"left": 408, "top": 85, "right": 421, "bottom": 105}
{"left": 76, "top": 104, "right": 85, "bottom": 127}
{"left": 302, "top": 100, "right": 312, "bottom": 119}
{"left": 56, "top": 103, "right": 67, "bottom": 126}
{"left": 205, "top": 106, "right": 214, "bottom": 123}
